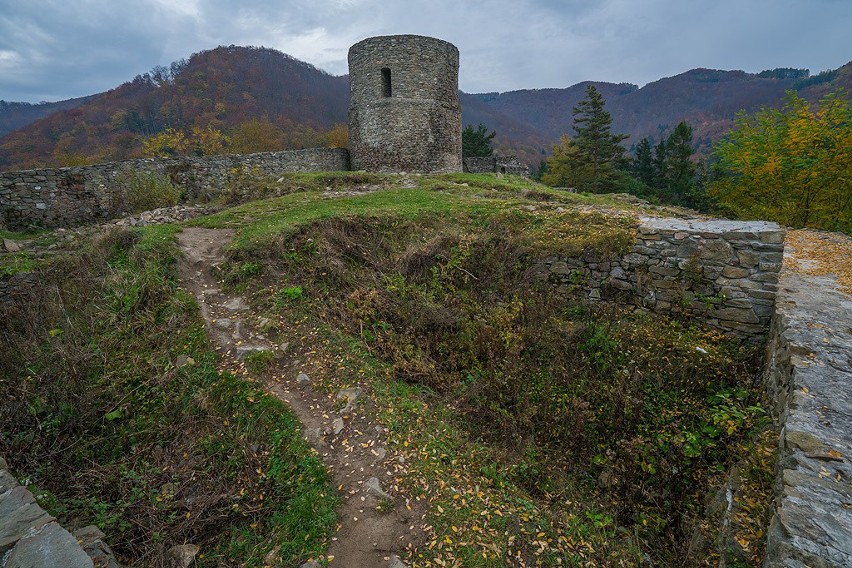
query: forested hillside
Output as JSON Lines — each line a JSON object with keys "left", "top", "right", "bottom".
{"left": 0, "top": 43, "right": 849, "bottom": 172}
{"left": 465, "top": 64, "right": 852, "bottom": 166}
{"left": 0, "top": 46, "right": 348, "bottom": 170}
{"left": 0, "top": 96, "right": 94, "bottom": 137}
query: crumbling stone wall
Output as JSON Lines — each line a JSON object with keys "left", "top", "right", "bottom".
{"left": 0, "top": 148, "right": 350, "bottom": 230}
{"left": 0, "top": 455, "right": 119, "bottom": 567}
{"left": 539, "top": 217, "right": 784, "bottom": 339}
{"left": 463, "top": 155, "right": 530, "bottom": 177}
{"left": 348, "top": 35, "right": 462, "bottom": 173}
{"left": 762, "top": 270, "right": 852, "bottom": 567}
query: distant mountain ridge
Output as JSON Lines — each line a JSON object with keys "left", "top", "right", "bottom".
{"left": 0, "top": 96, "right": 95, "bottom": 137}
{"left": 462, "top": 64, "right": 852, "bottom": 165}
{"left": 0, "top": 45, "right": 849, "bottom": 171}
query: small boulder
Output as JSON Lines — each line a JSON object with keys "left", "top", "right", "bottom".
{"left": 336, "top": 387, "right": 363, "bottom": 413}
{"left": 364, "top": 476, "right": 391, "bottom": 500}
{"left": 2, "top": 239, "right": 22, "bottom": 252}
{"left": 168, "top": 544, "right": 200, "bottom": 568}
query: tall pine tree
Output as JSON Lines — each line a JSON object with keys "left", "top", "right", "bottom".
{"left": 632, "top": 138, "right": 655, "bottom": 186}
{"left": 544, "top": 85, "right": 628, "bottom": 192}
{"left": 665, "top": 121, "right": 696, "bottom": 205}
{"left": 462, "top": 123, "right": 496, "bottom": 157}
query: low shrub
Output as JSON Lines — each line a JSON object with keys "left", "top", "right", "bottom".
{"left": 122, "top": 170, "right": 180, "bottom": 212}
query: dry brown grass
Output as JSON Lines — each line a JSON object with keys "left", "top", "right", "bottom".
{"left": 784, "top": 229, "right": 852, "bottom": 295}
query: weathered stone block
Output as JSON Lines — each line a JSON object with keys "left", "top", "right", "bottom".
{"left": 736, "top": 249, "right": 760, "bottom": 268}
{"left": 4, "top": 523, "right": 94, "bottom": 568}
{"left": 550, "top": 261, "right": 570, "bottom": 274}
{"left": 751, "top": 273, "right": 780, "bottom": 284}
{"left": 759, "top": 230, "right": 786, "bottom": 244}
{"left": 649, "top": 265, "right": 680, "bottom": 277}
{"left": 608, "top": 277, "right": 632, "bottom": 291}
{"left": 721, "top": 266, "right": 751, "bottom": 279}
{"left": 712, "top": 307, "right": 760, "bottom": 324}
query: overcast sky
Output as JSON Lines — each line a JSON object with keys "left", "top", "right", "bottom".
{"left": 1, "top": 0, "right": 850, "bottom": 102}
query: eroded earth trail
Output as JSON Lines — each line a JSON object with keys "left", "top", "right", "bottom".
{"left": 177, "top": 227, "right": 419, "bottom": 568}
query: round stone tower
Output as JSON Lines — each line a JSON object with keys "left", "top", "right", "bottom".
{"left": 348, "top": 35, "right": 462, "bottom": 173}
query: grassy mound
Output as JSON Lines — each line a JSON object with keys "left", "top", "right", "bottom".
{"left": 199, "top": 174, "right": 774, "bottom": 565}
{"left": 0, "top": 172, "right": 775, "bottom": 566}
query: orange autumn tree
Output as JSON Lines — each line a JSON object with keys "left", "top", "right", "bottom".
{"left": 710, "top": 90, "right": 851, "bottom": 233}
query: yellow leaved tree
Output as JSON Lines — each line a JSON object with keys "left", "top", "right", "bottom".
{"left": 710, "top": 90, "right": 851, "bottom": 233}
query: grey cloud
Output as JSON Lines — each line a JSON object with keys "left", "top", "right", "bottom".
{"left": 0, "top": 0, "right": 850, "bottom": 102}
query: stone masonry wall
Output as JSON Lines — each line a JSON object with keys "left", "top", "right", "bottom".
{"left": 0, "top": 148, "right": 350, "bottom": 230}
{"left": 462, "top": 155, "right": 530, "bottom": 177}
{"left": 348, "top": 35, "right": 462, "bottom": 173}
{"left": 539, "top": 217, "right": 785, "bottom": 339}
{"left": 0, "top": 455, "right": 119, "bottom": 567}
{"left": 762, "top": 269, "right": 852, "bottom": 567}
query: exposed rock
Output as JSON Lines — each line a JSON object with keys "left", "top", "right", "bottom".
{"left": 389, "top": 555, "right": 409, "bottom": 568}
{"left": 296, "top": 372, "right": 310, "bottom": 385}
{"left": 168, "top": 543, "right": 200, "bottom": 568}
{"left": 336, "top": 387, "right": 363, "bottom": 413}
{"left": 235, "top": 345, "right": 267, "bottom": 359}
{"left": 364, "top": 477, "right": 392, "bottom": 500}
{"left": 4, "top": 523, "right": 94, "bottom": 568}
{"left": 332, "top": 417, "right": 345, "bottom": 435}
{"left": 2, "top": 239, "right": 22, "bottom": 252}
{"left": 73, "top": 525, "right": 121, "bottom": 568}
{"left": 304, "top": 427, "right": 322, "bottom": 444}
{"left": 221, "top": 297, "right": 248, "bottom": 311}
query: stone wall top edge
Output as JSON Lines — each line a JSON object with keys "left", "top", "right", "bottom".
{"left": 349, "top": 34, "right": 458, "bottom": 53}
{"left": 639, "top": 216, "right": 783, "bottom": 234}
{"left": 0, "top": 147, "right": 350, "bottom": 177}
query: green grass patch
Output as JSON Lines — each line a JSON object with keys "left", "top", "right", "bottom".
{"left": 0, "top": 224, "right": 336, "bottom": 567}
{"left": 0, "top": 251, "right": 40, "bottom": 275}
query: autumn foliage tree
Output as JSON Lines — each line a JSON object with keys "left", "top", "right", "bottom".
{"left": 710, "top": 90, "right": 851, "bottom": 232}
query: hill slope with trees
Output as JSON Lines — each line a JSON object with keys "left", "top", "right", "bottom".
{"left": 0, "top": 45, "right": 849, "bottom": 172}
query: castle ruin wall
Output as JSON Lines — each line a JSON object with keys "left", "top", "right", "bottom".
{"left": 0, "top": 148, "right": 350, "bottom": 230}
{"left": 538, "top": 217, "right": 785, "bottom": 339}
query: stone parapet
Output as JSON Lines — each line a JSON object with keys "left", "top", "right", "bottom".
{"left": 0, "top": 455, "right": 119, "bottom": 567}
{"left": 540, "top": 216, "right": 785, "bottom": 339}
{"left": 762, "top": 270, "right": 852, "bottom": 567}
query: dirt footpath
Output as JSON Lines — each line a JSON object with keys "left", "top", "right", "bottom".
{"left": 177, "top": 227, "right": 420, "bottom": 568}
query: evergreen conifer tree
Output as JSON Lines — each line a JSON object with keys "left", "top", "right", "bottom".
{"left": 665, "top": 121, "right": 696, "bottom": 205}
{"left": 571, "top": 85, "right": 628, "bottom": 192}
{"left": 462, "top": 123, "right": 496, "bottom": 157}
{"left": 632, "top": 138, "right": 655, "bottom": 186}
{"left": 542, "top": 85, "right": 628, "bottom": 192}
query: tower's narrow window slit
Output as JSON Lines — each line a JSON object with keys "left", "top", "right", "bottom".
{"left": 381, "top": 68, "right": 392, "bottom": 97}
